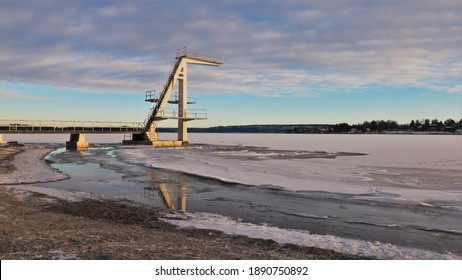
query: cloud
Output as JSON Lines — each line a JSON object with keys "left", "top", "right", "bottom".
{"left": 0, "top": 90, "right": 45, "bottom": 100}
{"left": 99, "top": 5, "right": 136, "bottom": 17}
{"left": 0, "top": 0, "right": 461, "bottom": 97}
{"left": 447, "top": 85, "right": 462, "bottom": 94}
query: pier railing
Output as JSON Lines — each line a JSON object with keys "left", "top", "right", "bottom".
{"left": 0, "top": 119, "right": 144, "bottom": 134}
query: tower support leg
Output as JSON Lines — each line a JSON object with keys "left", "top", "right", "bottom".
{"left": 66, "top": 133, "right": 89, "bottom": 150}
{"left": 177, "top": 185, "right": 187, "bottom": 212}
{"left": 178, "top": 121, "right": 188, "bottom": 143}
{"left": 178, "top": 64, "right": 188, "bottom": 144}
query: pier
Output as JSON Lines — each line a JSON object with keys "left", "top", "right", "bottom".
{"left": 0, "top": 119, "right": 144, "bottom": 149}
{"left": 0, "top": 48, "right": 223, "bottom": 149}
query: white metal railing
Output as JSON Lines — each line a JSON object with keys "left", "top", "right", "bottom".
{"left": 145, "top": 90, "right": 160, "bottom": 102}
{"left": 156, "top": 108, "right": 207, "bottom": 119}
{"left": 0, "top": 119, "right": 144, "bottom": 133}
{"left": 175, "top": 47, "right": 224, "bottom": 64}
{"left": 145, "top": 91, "right": 195, "bottom": 104}
{"left": 169, "top": 93, "right": 196, "bottom": 104}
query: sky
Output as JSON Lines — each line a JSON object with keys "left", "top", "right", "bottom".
{"left": 1, "top": 0, "right": 461, "bottom": 127}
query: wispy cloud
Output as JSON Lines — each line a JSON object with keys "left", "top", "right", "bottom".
{"left": 447, "top": 85, "right": 462, "bottom": 94}
{"left": 0, "top": 90, "right": 45, "bottom": 100}
{"left": 0, "top": 0, "right": 461, "bottom": 97}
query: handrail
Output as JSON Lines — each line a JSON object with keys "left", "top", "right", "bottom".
{"left": 175, "top": 47, "right": 223, "bottom": 64}
{"left": 145, "top": 57, "right": 182, "bottom": 131}
{"left": 156, "top": 108, "right": 207, "bottom": 119}
{"left": 0, "top": 119, "right": 144, "bottom": 133}
{"left": 169, "top": 93, "right": 196, "bottom": 103}
{"left": 145, "top": 90, "right": 160, "bottom": 102}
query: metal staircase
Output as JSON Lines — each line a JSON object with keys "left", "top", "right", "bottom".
{"left": 143, "top": 57, "right": 183, "bottom": 141}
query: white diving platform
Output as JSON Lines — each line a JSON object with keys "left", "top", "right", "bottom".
{"left": 135, "top": 47, "right": 223, "bottom": 146}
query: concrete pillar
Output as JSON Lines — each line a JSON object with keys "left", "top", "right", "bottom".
{"left": 178, "top": 63, "right": 188, "bottom": 143}
{"left": 0, "top": 134, "right": 6, "bottom": 145}
{"left": 66, "top": 133, "right": 89, "bottom": 150}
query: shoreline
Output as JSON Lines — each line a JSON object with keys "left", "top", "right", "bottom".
{"left": 0, "top": 144, "right": 367, "bottom": 260}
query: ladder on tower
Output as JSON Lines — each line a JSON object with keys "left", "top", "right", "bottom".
{"left": 143, "top": 57, "right": 183, "bottom": 135}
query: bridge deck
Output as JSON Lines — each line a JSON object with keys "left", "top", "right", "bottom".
{"left": 0, "top": 119, "right": 144, "bottom": 134}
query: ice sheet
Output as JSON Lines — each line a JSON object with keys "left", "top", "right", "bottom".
{"left": 117, "top": 134, "right": 462, "bottom": 204}
{"left": 186, "top": 133, "right": 462, "bottom": 168}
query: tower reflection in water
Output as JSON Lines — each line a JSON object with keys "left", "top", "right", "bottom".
{"left": 144, "top": 171, "right": 187, "bottom": 213}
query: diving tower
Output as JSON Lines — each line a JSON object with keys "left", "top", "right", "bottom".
{"left": 129, "top": 47, "right": 223, "bottom": 147}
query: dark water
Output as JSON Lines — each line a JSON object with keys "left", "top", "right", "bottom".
{"left": 40, "top": 146, "right": 462, "bottom": 257}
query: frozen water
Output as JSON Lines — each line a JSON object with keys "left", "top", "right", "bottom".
{"left": 5, "top": 134, "right": 461, "bottom": 259}
{"left": 117, "top": 133, "right": 462, "bottom": 258}
{"left": 118, "top": 134, "right": 462, "bottom": 205}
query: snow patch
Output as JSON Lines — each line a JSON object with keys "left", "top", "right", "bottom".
{"left": 164, "top": 212, "right": 459, "bottom": 260}
{"left": 47, "top": 249, "right": 78, "bottom": 260}
{"left": 0, "top": 147, "right": 68, "bottom": 185}
{"left": 5, "top": 184, "right": 93, "bottom": 202}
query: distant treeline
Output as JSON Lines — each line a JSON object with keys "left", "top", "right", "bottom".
{"left": 332, "top": 118, "right": 462, "bottom": 133}
{"left": 158, "top": 124, "right": 331, "bottom": 134}
{"left": 157, "top": 118, "right": 462, "bottom": 134}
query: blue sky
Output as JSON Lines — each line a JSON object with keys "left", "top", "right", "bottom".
{"left": 1, "top": 0, "right": 461, "bottom": 127}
